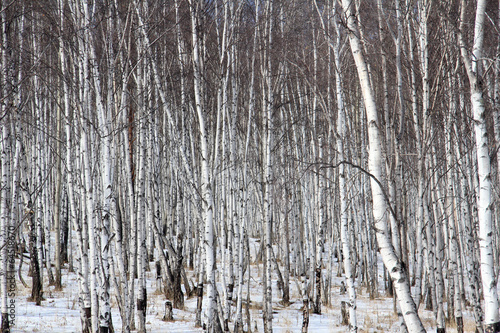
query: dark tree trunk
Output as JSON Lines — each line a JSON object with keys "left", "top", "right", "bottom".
{"left": 99, "top": 326, "right": 109, "bottom": 333}
{"left": 283, "top": 213, "right": 290, "bottom": 307}
{"left": 386, "top": 268, "right": 393, "bottom": 297}
{"left": 61, "top": 196, "right": 69, "bottom": 264}
{"left": 136, "top": 287, "right": 147, "bottom": 333}
{"left": 425, "top": 285, "right": 433, "bottom": 311}
{"left": 162, "top": 301, "right": 174, "bottom": 322}
{"left": 341, "top": 301, "right": 349, "bottom": 326}
{"left": 170, "top": 261, "right": 184, "bottom": 309}
{"left": 1, "top": 312, "right": 10, "bottom": 333}
{"left": 302, "top": 298, "right": 309, "bottom": 333}
{"left": 156, "top": 261, "right": 162, "bottom": 293}
{"left": 163, "top": 249, "right": 184, "bottom": 309}
{"left": 83, "top": 306, "right": 92, "bottom": 333}
{"left": 484, "top": 322, "right": 500, "bottom": 333}
{"left": 195, "top": 282, "right": 203, "bottom": 327}
{"left": 313, "top": 266, "right": 321, "bottom": 314}
{"left": 28, "top": 205, "right": 42, "bottom": 305}
{"left": 456, "top": 316, "right": 464, "bottom": 333}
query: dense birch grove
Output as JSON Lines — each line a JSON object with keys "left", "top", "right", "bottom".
{"left": 1, "top": 0, "right": 500, "bottom": 332}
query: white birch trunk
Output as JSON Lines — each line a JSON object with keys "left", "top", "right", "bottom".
{"left": 137, "top": 126, "right": 147, "bottom": 333}
{"left": 235, "top": 3, "right": 257, "bottom": 327}
{"left": 53, "top": 0, "right": 66, "bottom": 289}
{"left": 81, "top": 123, "right": 99, "bottom": 333}
{"left": 407, "top": 0, "right": 424, "bottom": 307}
{"left": 32, "top": 28, "right": 46, "bottom": 296}
{"left": 95, "top": 67, "right": 113, "bottom": 333}
{"left": 135, "top": 42, "right": 148, "bottom": 332}
{"left": 429, "top": 165, "right": 445, "bottom": 332}
{"left": 84, "top": 13, "right": 114, "bottom": 329}
{"left": 112, "top": 15, "right": 131, "bottom": 332}
{"left": 263, "top": 2, "right": 274, "bottom": 332}
{"left": 0, "top": 1, "right": 11, "bottom": 328}
{"left": 66, "top": 112, "right": 92, "bottom": 332}
{"left": 459, "top": 0, "right": 500, "bottom": 329}
{"left": 189, "top": 1, "right": 219, "bottom": 331}
{"left": 0, "top": 114, "right": 10, "bottom": 331}
{"left": 454, "top": 123, "right": 484, "bottom": 330}
{"left": 446, "top": 75, "right": 464, "bottom": 331}
{"left": 341, "top": 1, "right": 425, "bottom": 331}
{"left": 121, "top": 83, "right": 136, "bottom": 333}
{"left": 334, "top": 5, "right": 356, "bottom": 330}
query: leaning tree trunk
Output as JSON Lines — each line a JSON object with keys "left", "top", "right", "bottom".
{"left": 341, "top": 1, "right": 425, "bottom": 332}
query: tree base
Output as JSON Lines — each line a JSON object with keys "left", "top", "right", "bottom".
{"left": 1, "top": 312, "right": 10, "bottom": 332}
{"left": 162, "top": 301, "right": 174, "bottom": 322}
{"left": 456, "top": 316, "right": 463, "bottom": 333}
{"left": 302, "top": 299, "right": 309, "bottom": 333}
{"left": 82, "top": 307, "right": 92, "bottom": 333}
{"left": 99, "top": 326, "right": 109, "bottom": 333}
{"left": 484, "top": 321, "right": 500, "bottom": 333}
{"left": 340, "top": 301, "right": 349, "bottom": 326}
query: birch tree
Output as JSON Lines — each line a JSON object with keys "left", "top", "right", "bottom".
{"left": 0, "top": 1, "right": 11, "bottom": 328}
{"left": 262, "top": 1, "right": 274, "bottom": 332}
{"left": 189, "top": 1, "right": 220, "bottom": 331}
{"left": 340, "top": 1, "right": 425, "bottom": 332}
{"left": 334, "top": 2, "right": 356, "bottom": 330}
{"left": 458, "top": 0, "right": 500, "bottom": 330}
{"left": 0, "top": 116, "right": 10, "bottom": 333}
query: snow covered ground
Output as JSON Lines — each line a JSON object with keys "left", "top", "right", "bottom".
{"left": 13, "top": 239, "right": 476, "bottom": 332}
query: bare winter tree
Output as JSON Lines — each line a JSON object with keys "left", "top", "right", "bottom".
{"left": 340, "top": 0, "right": 425, "bottom": 332}
{"left": 459, "top": 0, "right": 500, "bottom": 331}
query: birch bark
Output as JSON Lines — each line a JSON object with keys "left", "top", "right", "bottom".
{"left": 334, "top": 4, "right": 356, "bottom": 330}
{"left": 263, "top": 2, "right": 274, "bottom": 332}
{"left": 54, "top": 0, "right": 65, "bottom": 289}
{"left": 0, "top": 1, "right": 11, "bottom": 328}
{"left": 446, "top": 73, "right": 464, "bottom": 332}
{"left": 189, "top": 1, "right": 219, "bottom": 331}
{"left": 341, "top": 1, "right": 425, "bottom": 331}
{"left": 235, "top": 2, "right": 258, "bottom": 327}
{"left": 407, "top": 0, "right": 424, "bottom": 308}
{"left": 458, "top": 0, "right": 500, "bottom": 329}
{"left": 0, "top": 114, "right": 10, "bottom": 332}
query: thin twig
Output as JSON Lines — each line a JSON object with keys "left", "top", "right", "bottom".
{"left": 311, "top": 160, "right": 399, "bottom": 225}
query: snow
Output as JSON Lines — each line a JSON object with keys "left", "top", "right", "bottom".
{"left": 12, "top": 238, "right": 475, "bottom": 332}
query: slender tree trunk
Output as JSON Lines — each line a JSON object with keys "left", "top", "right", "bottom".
{"left": 407, "top": 0, "right": 424, "bottom": 308}
{"left": 459, "top": 0, "right": 500, "bottom": 330}
{"left": 446, "top": 73, "right": 464, "bottom": 332}
{"left": 0, "top": 116, "right": 11, "bottom": 332}
{"left": 235, "top": 6, "right": 257, "bottom": 327}
{"left": 262, "top": 2, "right": 274, "bottom": 332}
{"left": 189, "top": 1, "right": 219, "bottom": 331}
{"left": 135, "top": 54, "right": 148, "bottom": 333}
{"left": 54, "top": 0, "right": 65, "bottom": 289}
{"left": 334, "top": 4, "right": 356, "bottom": 330}
{"left": 0, "top": 2, "right": 12, "bottom": 329}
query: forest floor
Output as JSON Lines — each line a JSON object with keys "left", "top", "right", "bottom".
{"left": 14, "top": 238, "right": 477, "bottom": 332}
